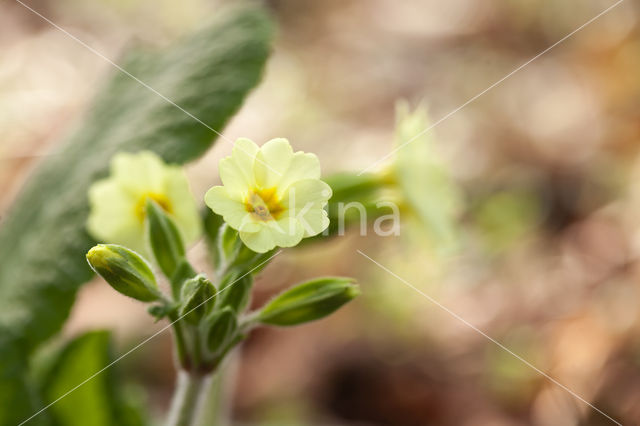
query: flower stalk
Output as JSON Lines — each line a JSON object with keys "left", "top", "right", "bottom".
{"left": 166, "top": 370, "right": 210, "bottom": 426}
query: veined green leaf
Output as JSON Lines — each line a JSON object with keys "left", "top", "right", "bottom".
{"left": 0, "top": 3, "right": 273, "bottom": 422}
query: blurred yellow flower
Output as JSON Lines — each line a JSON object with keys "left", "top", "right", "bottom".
{"left": 87, "top": 151, "right": 201, "bottom": 254}
{"left": 394, "top": 101, "right": 463, "bottom": 253}
{"left": 205, "top": 138, "right": 331, "bottom": 253}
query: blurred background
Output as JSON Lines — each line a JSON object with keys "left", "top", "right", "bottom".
{"left": 2, "top": 0, "right": 640, "bottom": 424}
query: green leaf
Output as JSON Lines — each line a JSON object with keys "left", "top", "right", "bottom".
{"left": 39, "top": 331, "right": 146, "bottom": 426}
{"left": 146, "top": 199, "right": 185, "bottom": 279}
{"left": 0, "top": 0, "right": 272, "bottom": 349}
{"left": 87, "top": 244, "right": 161, "bottom": 302}
{"left": 258, "top": 277, "right": 360, "bottom": 327}
{"left": 0, "top": 4, "right": 273, "bottom": 421}
{"left": 0, "top": 329, "right": 46, "bottom": 426}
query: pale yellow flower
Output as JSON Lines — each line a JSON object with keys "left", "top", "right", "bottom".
{"left": 205, "top": 138, "right": 331, "bottom": 253}
{"left": 87, "top": 151, "right": 201, "bottom": 254}
{"left": 394, "top": 101, "right": 462, "bottom": 252}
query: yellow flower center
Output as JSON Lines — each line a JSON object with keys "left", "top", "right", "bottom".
{"left": 135, "top": 192, "right": 173, "bottom": 223}
{"left": 244, "top": 187, "right": 284, "bottom": 221}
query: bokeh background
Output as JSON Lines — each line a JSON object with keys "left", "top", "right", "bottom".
{"left": 2, "top": 0, "right": 640, "bottom": 424}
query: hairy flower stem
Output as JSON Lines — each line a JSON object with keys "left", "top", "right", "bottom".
{"left": 197, "top": 350, "right": 240, "bottom": 426}
{"left": 167, "top": 370, "right": 210, "bottom": 426}
{"left": 168, "top": 314, "right": 189, "bottom": 368}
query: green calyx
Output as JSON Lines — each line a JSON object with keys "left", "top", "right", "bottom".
{"left": 179, "top": 275, "right": 217, "bottom": 324}
{"left": 86, "top": 244, "right": 160, "bottom": 302}
{"left": 146, "top": 199, "right": 186, "bottom": 279}
{"left": 258, "top": 277, "right": 360, "bottom": 327}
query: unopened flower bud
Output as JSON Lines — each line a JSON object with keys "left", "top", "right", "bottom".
{"left": 86, "top": 244, "right": 160, "bottom": 302}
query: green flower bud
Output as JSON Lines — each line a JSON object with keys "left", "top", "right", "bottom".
{"left": 203, "top": 307, "right": 237, "bottom": 355}
{"left": 86, "top": 244, "right": 160, "bottom": 302}
{"left": 179, "top": 275, "right": 216, "bottom": 324}
{"left": 258, "top": 277, "right": 359, "bottom": 326}
{"left": 218, "top": 273, "right": 253, "bottom": 313}
{"left": 146, "top": 199, "right": 186, "bottom": 279}
{"left": 169, "top": 258, "right": 197, "bottom": 300}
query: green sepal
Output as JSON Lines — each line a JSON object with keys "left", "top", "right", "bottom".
{"left": 318, "top": 172, "right": 389, "bottom": 239}
{"left": 86, "top": 244, "right": 160, "bottom": 302}
{"left": 203, "top": 307, "right": 237, "bottom": 356}
{"left": 229, "top": 247, "right": 277, "bottom": 275}
{"left": 218, "top": 273, "right": 253, "bottom": 313}
{"left": 214, "top": 222, "right": 276, "bottom": 275}
{"left": 217, "top": 224, "right": 243, "bottom": 267}
{"left": 179, "top": 275, "right": 217, "bottom": 324}
{"left": 324, "top": 172, "right": 388, "bottom": 203}
{"left": 145, "top": 199, "right": 186, "bottom": 279}
{"left": 170, "top": 258, "right": 197, "bottom": 300}
{"left": 202, "top": 209, "right": 224, "bottom": 270}
{"left": 258, "top": 277, "right": 359, "bottom": 326}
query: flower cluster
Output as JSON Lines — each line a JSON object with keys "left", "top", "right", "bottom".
{"left": 85, "top": 139, "right": 357, "bottom": 379}
{"left": 88, "top": 138, "right": 332, "bottom": 254}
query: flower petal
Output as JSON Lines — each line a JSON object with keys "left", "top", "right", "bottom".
{"left": 253, "top": 138, "right": 294, "bottom": 189}
{"left": 112, "top": 151, "right": 166, "bottom": 194}
{"left": 282, "top": 179, "right": 332, "bottom": 209}
{"left": 275, "top": 152, "right": 321, "bottom": 196}
{"left": 204, "top": 186, "right": 260, "bottom": 233}
{"left": 164, "top": 168, "right": 202, "bottom": 244}
{"left": 298, "top": 207, "right": 330, "bottom": 237}
{"left": 219, "top": 138, "right": 259, "bottom": 197}
{"left": 239, "top": 228, "right": 276, "bottom": 253}
{"left": 268, "top": 216, "right": 305, "bottom": 247}
{"left": 87, "top": 179, "right": 146, "bottom": 253}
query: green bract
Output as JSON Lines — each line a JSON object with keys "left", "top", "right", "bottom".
{"left": 204, "top": 138, "right": 332, "bottom": 253}
{"left": 88, "top": 151, "right": 201, "bottom": 255}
